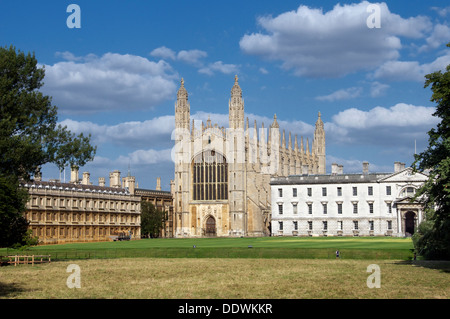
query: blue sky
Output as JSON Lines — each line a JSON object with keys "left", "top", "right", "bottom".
{"left": 1, "top": 1, "right": 449, "bottom": 190}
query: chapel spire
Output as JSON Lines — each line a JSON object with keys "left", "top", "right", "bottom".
{"left": 229, "top": 75, "right": 244, "bottom": 130}
{"left": 313, "top": 111, "right": 326, "bottom": 174}
{"left": 175, "top": 77, "right": 190, "bottom": 130}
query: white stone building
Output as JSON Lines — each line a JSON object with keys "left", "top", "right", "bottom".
{"left": 270, "top": 162, "right": 428, "bottom": 237}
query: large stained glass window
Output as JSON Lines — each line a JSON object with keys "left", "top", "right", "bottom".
{"left": 192, "top": 150, "right": 228, "bottom": 201}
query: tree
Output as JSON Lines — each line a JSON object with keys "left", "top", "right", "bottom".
{"left": 140, "top": 201, "right": 167, "bottom": 238}
{"left": 0, "top": 45, "right": 96, "bottom": 247}
{"left": 412, "top": 43, "right": 450, "bottom": 260}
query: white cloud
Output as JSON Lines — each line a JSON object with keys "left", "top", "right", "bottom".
{"left": 372, "top": 51, "right": 450, "bottom": 81}
{"left": 369, "top": 81, "right": 389, "bottom": 97}
{"left": 150, "top": 46, "right": 176, "bottom": 60}
{"left": 325, "top": 103, "right": 438, "bottom": 150}
{"left": 419, "top": 24, "right": 450, "bottom": 52}
{"left": 239, "top": 1, "right": 432, "bottom": 78}
{"left": 332, "top": 103, "right": 437, "bottom": 129}
{"left": 316, "top": 87, "right": 363, "bottom": 102}
{"left": 42, "top": 52, "right": 178, "bottom": 114}
{"left": 198, "top": 61, "right": 240, "bottom": 76}
{"left": 150, "top": 46, "right": 208, "bottom": 65}
{"left": 117, "top": 148, "right": 173, "bottom": 166}
{"left": 150, "top": 46, "right": 237, "bottom": 75}
{"left": 431, "top": 6, "right": 450, "bottom": 18}
{"left": 177, "top": 49, "right": 208, "bottom": 66}
{"left": 55, "top": 51, "right": 82, "bottom": 61}
{"left": 60, "top": 116, "right": 175, "bottom": 149}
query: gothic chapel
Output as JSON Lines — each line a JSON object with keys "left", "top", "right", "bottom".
{"left": 173, "top": 76, "right": 326, "bottom": 237}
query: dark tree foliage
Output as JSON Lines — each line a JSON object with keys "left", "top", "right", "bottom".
{"left": 140, "top": 201, "right": 167, "bottom": 238}
{"left": 412, "top": 44, "right": 450, "bottom": 260}
{"left": 0, "top": 45, "right": 96, "bottom": 247}
{"left": 0, "top": 176, "right": 30, "bottom": 247}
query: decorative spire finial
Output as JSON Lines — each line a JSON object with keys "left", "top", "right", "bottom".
{"left": 270, "top": 113, "right": 279, "bottom": 128}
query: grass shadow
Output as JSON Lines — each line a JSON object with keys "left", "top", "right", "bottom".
{"left": 0, "top": 282, "right": 29, "bottom": 298}
{"left": 391, "top": 260, "right": 450, "bottom": 273}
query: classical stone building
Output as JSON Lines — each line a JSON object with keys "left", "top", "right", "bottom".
{"left": 270, "top": 162, "right": 428, "bottom": 237}
{"left": 172, "top": 76, "right": 326, "bottom": 237}
{"left": 22, "top": 167, "right": 142, "bottom": 244}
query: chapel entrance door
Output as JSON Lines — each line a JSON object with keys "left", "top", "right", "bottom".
{"left": 205, "top": 216, "right": 216, "bottom": 237}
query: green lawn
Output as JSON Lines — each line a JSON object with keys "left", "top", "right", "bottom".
{"left": 0, "top": 237, "right": 415, "bottom": 260}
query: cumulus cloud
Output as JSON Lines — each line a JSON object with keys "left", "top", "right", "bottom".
{"left": 42, "top": 52, "right": 178, "bottom": 114}
{"left": 198, "top": 61, "right": 240, "bottom": 76}
{"left": 418, "top": 24, "right": 450, "bottom": 52}
{"left": 431, "top": 6, "right": 450, "bottom": 18}
{"left": 149, "top": 46, "right": 177, "bottom": 60}
{"left": 369, "top": 81, "right": 389, "bottom": 97}
{"left": 239, "top": 1, "right": 432, "bottom": 78}
{"left": 150, "top": 47, "right": 208, "bottom": 65}
{"left": 332, "top": 103, "right": 437, "bottom": 129}
{"left": 150, "top": 46, "right": 238, "bottom": 75}
{"left": 117, "top": 148, "right": 173, "bottom": 166}
{"left": 326, "top": 103, "right": 439, "bottom": 149}
{"left": 316, "top": 87, "right": 363, "bottom": 102}
{"left": 372, "top": 51, "right": 450, "bottom": 81}
{"left": 60, "top": 116, "right": 175, "bottom": 149}
{"left": 177, "top": 49, "right": 208, "bottom": 66}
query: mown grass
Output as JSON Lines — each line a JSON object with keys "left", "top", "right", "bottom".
{"left": 0, "top": 237, "right": 415, "bottom": 261}
{"left": 0, "top": 258, "right": 448, "bottom": 299}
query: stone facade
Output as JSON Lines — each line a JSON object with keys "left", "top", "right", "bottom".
{"left": 22, "top": 167, "right": 141, "bottom": 244}
{"left": 270, "top": 162, "right": 428, "bottom": 237}
{"left": 172, "top": 76, "right": 326, "bottom": 237}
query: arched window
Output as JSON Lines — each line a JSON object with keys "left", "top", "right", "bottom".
{"left": 192, "top": 150, "right": 228, "bottom": 201}
{"left": 401, "top": 186, "right": 416, "bottom": 198}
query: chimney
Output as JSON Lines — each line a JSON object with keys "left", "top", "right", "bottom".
{"left": 123, "top": 176, "right": 136, "bottom": 195}
{"left": 331, "top": 163, "right": 338, "bottom": 175}
{"left": 394, "top": 161, "right": 402, "bottom": 173}
{"left": 70, "top": 165, "right": 79, "bottom": 184}
{"left": 109, "top": 170, "right": 121, "bottom": 188}
{"left": 362, "top": 161, "right": 369, "bottom": 174}
{"left": 156, "top": 177, "right": 161, "bottom": 191}
{"left": 338, "top": 165, "right": 344, "bottom": 174}
{"left": 82, "top": 172, "right": 90, "bottom": 185}
{"left": 99, "top": 177, "right": 105, "bottom": 187}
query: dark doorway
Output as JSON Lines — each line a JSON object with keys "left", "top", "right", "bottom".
{"left": 405, "top": 211, "right": 416, "bottom": 236}
{"left": 205, "top": 216, "right": 216, "bottom": 237}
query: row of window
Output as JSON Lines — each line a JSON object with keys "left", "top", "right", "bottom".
{"left": 32, "top": 226, "right": 136, "bottom": 238}
{"left": 29, "top": 211, "right": 139, "bottom": 224}
{"left": 278, "top": 186, "right": 393, "bottom": 197}
{"left": 278, "top": 202, "right": 392, "bottom": 215}
{"left": 30, "top": 196, "right": 140, "bottom": 211}
{"left": 277, "top": 220, "right": 393, "bottom": 231}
